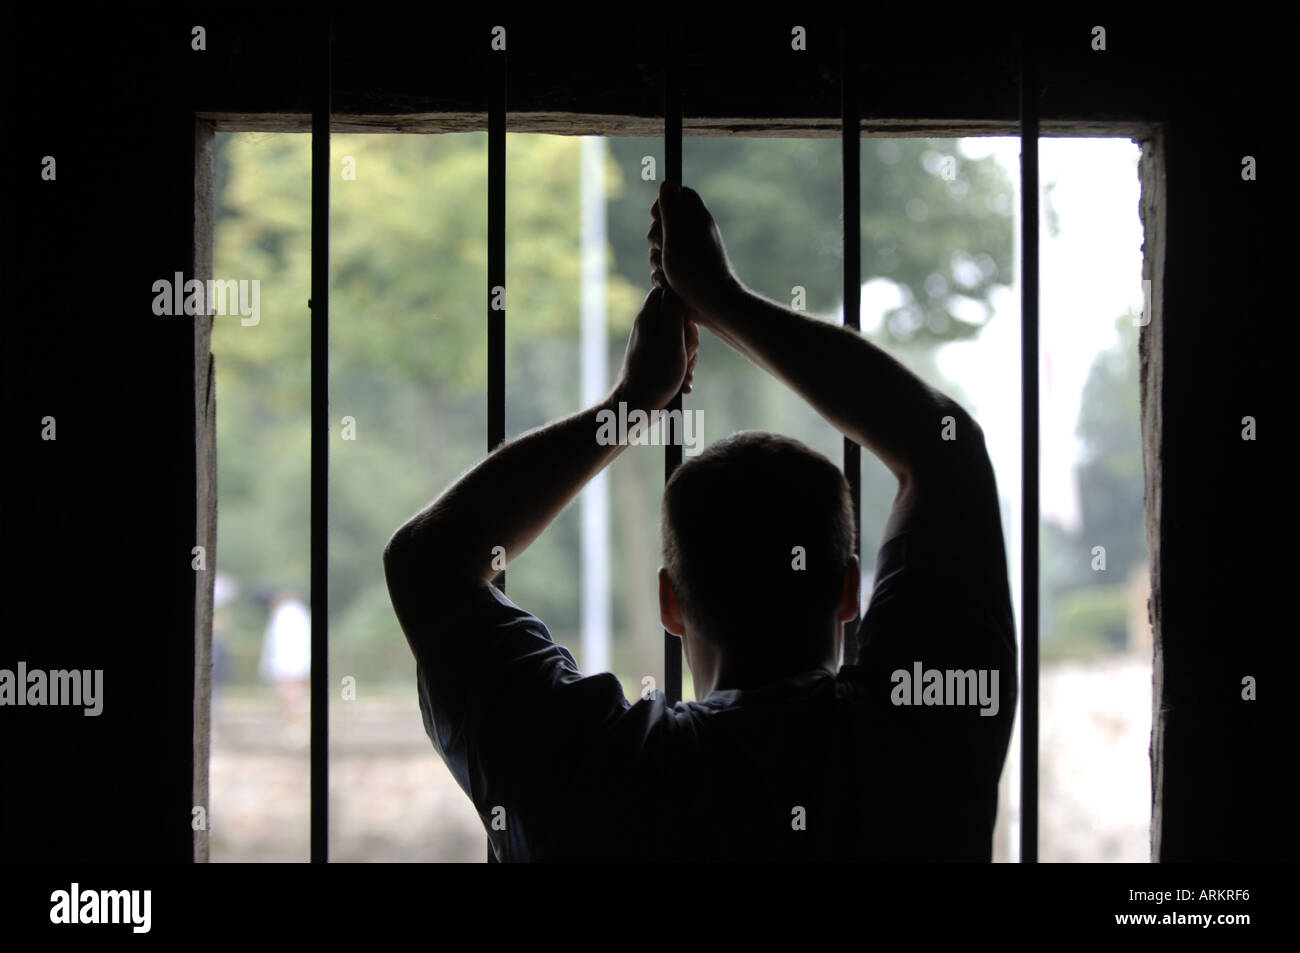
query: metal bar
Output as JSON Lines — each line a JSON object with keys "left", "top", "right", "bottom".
{"left": 840, "top": 26, "right": 863, "bottom": 667}
{"left": 309, "top": 18, "right": 332, "bottom": 864}
{"left": 663, "top": 23, "right": 683, "bottom": 706}
{"left": 1018, "top": 26, "right": 1040, "bottom": 865}
{"left": 486, "top": 33, "right": 508, "bottom": 866}
{"left": 489, "top": 60, "right": 507, "bottom": 462}
{"left": 580, "top": 137, "right": 611, "bottom": 676}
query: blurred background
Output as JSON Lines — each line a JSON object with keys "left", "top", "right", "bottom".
{"left": 207, "top": 131, "right": 1148, "bottom": 862}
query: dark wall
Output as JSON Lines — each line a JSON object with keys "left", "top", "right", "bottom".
{"left": 3, "top": 11, "right": 1288, "bottom": 861}
{"left": 1145, "top": 112, "right": 1288, "bottom": 861}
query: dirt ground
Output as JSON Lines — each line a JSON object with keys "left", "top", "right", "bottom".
{"left": 208, "top": 655, "right": 1152, "bottom": 862}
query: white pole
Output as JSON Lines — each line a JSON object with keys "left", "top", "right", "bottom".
{"left": 580, "top": 136, "right": 611, "bottom": 674}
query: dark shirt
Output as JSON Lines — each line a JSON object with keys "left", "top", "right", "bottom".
{"left": 408, "top": 525, "right": 1017, "bottom": 861}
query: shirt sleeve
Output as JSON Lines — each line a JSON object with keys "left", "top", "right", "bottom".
{"left": 850, "top": 523, "right": 1018, "bottom": 859}
{"left": 403, "top": 581, "right": 631, "bottom": 860}
{"left": 857, "top": 522, "right": 1017, "bottom": 671}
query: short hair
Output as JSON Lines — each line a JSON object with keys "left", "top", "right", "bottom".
{"left": 660, "top": 430, "right": 856, "bottom": 657}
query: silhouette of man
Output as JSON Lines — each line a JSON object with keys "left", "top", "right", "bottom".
{"left": 384, "top": 182, "right": 1016, "bottom": 861}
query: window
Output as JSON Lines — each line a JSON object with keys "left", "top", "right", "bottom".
{"left": 200, "top": 25, "right": 1158, "bottom": 862}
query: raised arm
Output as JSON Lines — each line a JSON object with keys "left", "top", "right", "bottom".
{"left": 648, "top": 181, "right": 984, "bottom": 492}
{"left": 383, "top": 287, "right": 699, "bottom": 622}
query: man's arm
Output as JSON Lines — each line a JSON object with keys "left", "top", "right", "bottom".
{"left": 647, "top": 181, "right": 993, "bottom": 542}
{"left": 648, "top": 181, "right": 984, "bottom": 484}
{"left": 383, "top": 287, "right": 698, "bottom": 627}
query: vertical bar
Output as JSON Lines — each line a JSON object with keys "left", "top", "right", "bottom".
{"left": 840, "top": 27, "right": 863, "bottom": 667}
{"left": 1018, "top": 26, "right": 1040, "bottom": 865}
{"left": 487, "top": 29, "right": 507, "bottom": 864}
{"left": 309, "top": 19, "right": 332, "bottom": 864}
{"left": 663, "top": 23, "right": 683, "bottom": 706}
{"left": 580, "top": 137, "right": 611, "bottom": 675}
{"left": 489, "top": 54, "right": 507, "bottom": 492}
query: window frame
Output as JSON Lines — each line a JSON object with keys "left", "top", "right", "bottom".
{"left": 194, "top": 24, "right": 1162, "bottom": 864}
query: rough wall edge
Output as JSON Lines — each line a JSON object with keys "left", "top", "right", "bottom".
{"left": 199, "top": 112, "right": 1150, "bottom": 138}
{"left": 1137, "top": 125, "right": 1166, "bottom": 863}
{"left": 193, "top": 118, "right": 216, "bottom": 864}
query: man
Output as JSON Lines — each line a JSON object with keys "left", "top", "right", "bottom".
{"left": 383, "top": 181, "right": 1017, "bottom": 861}
{"left": 258, "top": 587, "right": 311, "bottom": 748}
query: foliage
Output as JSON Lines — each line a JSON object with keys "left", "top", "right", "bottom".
{"left": 1044, "top": 584, "right": 1131, "bottom": 661}
{"left": 1041, "top": 313, "right": 1149, "bottom": 660}
{"left": 1076, "top": 313, "right": 1146, "bottom": 581}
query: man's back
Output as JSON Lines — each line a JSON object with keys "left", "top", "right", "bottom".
{"left": 568, "top": 672, "right": 1010, "bottom": 861}
{"left": 411, "top": 524, "right": 1017, "bottom": 862}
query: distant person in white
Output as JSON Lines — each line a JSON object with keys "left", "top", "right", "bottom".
{"left": 260, "top": 590, "right": 310, "bottom": 741}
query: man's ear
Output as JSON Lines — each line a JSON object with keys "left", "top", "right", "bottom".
{"left": 658, "top": 567, "right": 685, "bottom": 637}
{"left": 838, "top": 555, "right": 861, "bottom": 623}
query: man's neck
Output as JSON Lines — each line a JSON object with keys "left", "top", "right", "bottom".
{"left": 708, "top": 657, "right": 835, "bottom": 697}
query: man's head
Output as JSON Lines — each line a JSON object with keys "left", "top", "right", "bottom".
{"left": 658, "top": 430, "right": 860, "bottom": 697}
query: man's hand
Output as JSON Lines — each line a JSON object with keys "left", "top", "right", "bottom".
{"left": 615, "top": 286, "right": 700, "bottom": 411}
{"left": 648, "top": 181, "right": 744, "bottom": 320}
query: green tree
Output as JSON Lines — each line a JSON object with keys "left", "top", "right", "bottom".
{"left": 1042, "top": 313, "right": 1148, "bottom": 658}
{"left": 1076, "top": 313, "right": 1146, "bottom": 581}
